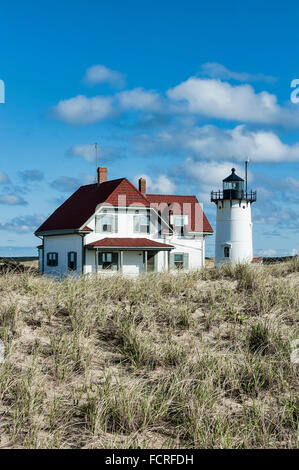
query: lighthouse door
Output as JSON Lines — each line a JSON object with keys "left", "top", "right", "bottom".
{"left": 224, "top": 246, "right": 230, "bottom": 258}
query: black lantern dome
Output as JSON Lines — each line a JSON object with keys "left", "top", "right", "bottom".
{"left": 211, "top": 167, "right": 256, "bottom": 203}
{"left": 223, "top": 168, "right": 244, "bottom": 198}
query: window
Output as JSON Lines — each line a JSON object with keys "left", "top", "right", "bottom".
{"left": 173, "top": 215, "right": 185, "bottom": 226}
{"left": 174, "top": 253, "right": 184, "bottom": 269}
{"left": 223, "top": 181, "right": 244, "bottom": 191}
{"left": 68, "top": 252, "right": 77, "bottom": 271}
{"left": 173, "top": 215, "right": 187, "bottom": 235}
{"left": 47, "top": 252, "right": 58, "bottom": 267}
{"left": 95, "top": 211, "right": 118, "bottom": 233}
{"left": 224, "top": 246, "right": 230, "bottom": 258}
{"left": 98, "top": 252, "right": 118, "bottom": 270}
{"left": 134, "top": 212, "right": 150, "bottom": 233}
{"left": 169, "top": 252, "right": 189, "bottom": 270}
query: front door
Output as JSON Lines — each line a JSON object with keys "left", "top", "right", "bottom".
{"left": 147, "top": 251, "right": 157, "bottom": 272}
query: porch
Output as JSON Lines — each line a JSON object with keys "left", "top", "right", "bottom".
{"left": 86, "top": 238, "right": 174, "bottom": 275}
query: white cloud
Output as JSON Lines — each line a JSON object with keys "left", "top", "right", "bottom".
{"left": 0, "top": 171, "right": 10, "bottom": 184}
{"left": 255, "top": 248, "right": 277, "bottom": 256}
{"left": 135, "top": 124, "right": 299, "bottom": 163}
{"left": 291, "top": 248, "right": 299, "bottom": 256}
{"left": 183, "top": 125, "right": 299, "bottom": 162}
{"left": 199, "top": 63, "right": 277, "bottom": 83}
{"left": 135, "top": 174, "right": 176, "bottom": 194}
{"left": 68, "top": 144, "right": 123, "bottom": 162}
{"left": 53, "top": 88, "right": 162, "bottom": 125}
{"left": 52, "top": 74, "right": 299, "bottom": 129}
{"left": 82, "top": 174, "right": 96, "bottom": 185}
{"left": 117, "top": 88, "right": 162, "bottom": 112}
{"left": 68, "top": 144, "right": 96, "bottom": 162}
{"left": 0, "top": 215, "right": 45, "bottom": 233}
{"left": 52, "top": 72, "right": 299, "bottom": 132}
{"left": 167, "top": 77, "right": 287, "bottom": 124}
{"left": 50, "top": 174, "right": 95, "bottom": 192}
{"left": 18, "top": 170, "right": 44, "bottom": 182}
{"left": 174, "top": 158, "right": 247, "bottom": 203}
{"left": 84, "top": 65, "right": 126, "bottom": 88}
{"left": 50, "top": 176, "right": 80, "bottom": 192}
{"left": 177, "top": 159, "right": 247, "bottom": 187}
{"left": 281, "top": 177, "right": 299, "bottom": 193}
{"left": 0, "top": 195, "right": 27, "bottom": 205}
{"left": 254, "top": 204, "right": 298, "bottom": 227}
{"left": 53, "top": 95, "right": 114, "bottom": 125}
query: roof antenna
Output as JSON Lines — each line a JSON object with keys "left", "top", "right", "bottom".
{"left": 95, "top": 143, "right": 98, "bottom": 183}
{"left": 232, "top": 155, "right": 236, "bottom": 172}
{"left": 245, "top": 159, "right": 249, "bottom": 193}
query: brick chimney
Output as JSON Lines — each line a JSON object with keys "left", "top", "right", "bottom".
{"left": 138, "top": 177, "right": 146, "bottom": 195}
{"left": 97, "top": 167, "right": 107, "bottom": 184}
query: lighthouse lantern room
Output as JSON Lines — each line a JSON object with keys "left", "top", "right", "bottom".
{"left": 211, "top": 165, "right": 257, "bottom": 266}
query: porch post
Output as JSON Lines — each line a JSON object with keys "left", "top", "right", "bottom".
{"left": 95, "top": 248, "right": 98, "bottom": 274}
{"left": 120, "top": 250, "right": 123, "bottom": 273}
{"left": 154, "top": 251, "right": 158, "bottom": 272}
{"left": 144, "top": 250, "right": 148, "bottom": 273}
{"left": 168, "top": 250, "right": 170, "bottom": 271}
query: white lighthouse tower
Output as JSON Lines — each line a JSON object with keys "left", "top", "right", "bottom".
{"left": 211, "top": 165, "right": 256, "bottom": 266}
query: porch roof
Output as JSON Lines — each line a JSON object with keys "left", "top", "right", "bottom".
{"left": 86, "top": 237, "right": 174, "bottom": 250}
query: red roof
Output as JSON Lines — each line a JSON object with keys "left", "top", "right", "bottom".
{"left": 36, "top": 178, "right": 149, "bottom": 233}
{"left": 35, "top": 177, "right": 213, "bottom": 234}
{"left": 146, "top": 194, "right": 213, "bottom": 233}
{"left": 82, "top": 226, "right": 93, "bottom": 232}
{"left": 87, "top": 238, "right": 174, "bottom": 249}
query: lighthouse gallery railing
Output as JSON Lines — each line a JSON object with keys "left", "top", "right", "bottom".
{"left": 211, "top": 190, "right": 257, "bottom": 202}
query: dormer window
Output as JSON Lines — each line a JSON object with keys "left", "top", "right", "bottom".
{"left": 172, "top": 215, "right": 188, "bottom": 235}
{"left": 95, "top": 211, "right": 118, "bottom": 233}
{"left": 173, "top": 215, "right": 187, "bottom": 226}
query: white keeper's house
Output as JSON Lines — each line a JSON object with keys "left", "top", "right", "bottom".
{"left": 35, "top": 167, "right": 213, "bottom": 276}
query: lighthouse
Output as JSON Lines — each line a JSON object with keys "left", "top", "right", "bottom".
{"left": 211, "top": 165, "right": 257, "bottom": 266}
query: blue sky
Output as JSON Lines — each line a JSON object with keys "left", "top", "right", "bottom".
{"left": 0, "top": 0, "right": 298, "bottom": 257}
